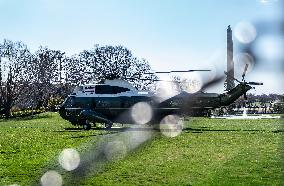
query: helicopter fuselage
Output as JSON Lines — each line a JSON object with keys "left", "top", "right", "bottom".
{"left": 59, "top": 80, "right": 253, "bottom": 129}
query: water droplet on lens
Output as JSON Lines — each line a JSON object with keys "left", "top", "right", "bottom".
{"left": 155, "top": 81, "right": 181, "bottom": 102}
{"left": 58, "top": 148, "right": 80, "bottom": 171}
{"left": 131, "top": 102, "right": 153, "bottom": 124}
{"left": 234, "top": 53, "right": 255, "bottom": 77}
{"left": 181, "top": 72, "right": 203, "bottom": 93}
{"left": 40, "top": 170, "right": 62, "bottom": 186}
{"left": 160, "top": 115, "right": 183, "bottom": 137}
{"left": 234, "top": 21, "right": 257, "bottom": 44}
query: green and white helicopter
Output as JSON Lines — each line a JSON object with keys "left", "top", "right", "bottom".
{"left": 59, "top": 68, "right": 262, "bottom": 130}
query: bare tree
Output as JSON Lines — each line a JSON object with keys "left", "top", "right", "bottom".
{"left": 30, "top": 46, "right": 65, "bottom": 108}
{"left": 76, "top": 45, "right": 156, "bottom": 89}
{"left": 0, "top": 42, "right": 158, "bottom": 117}
{"left": 63, "top": 54, "right": 86, "bottom": 85}
{"left": 0, "top": 39, "right": 32, "bottom": 117}
{"left": 126, "top": 57, "right": 157, "bottom": 90}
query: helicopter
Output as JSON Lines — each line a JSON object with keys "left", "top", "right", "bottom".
{"left": 59, "top": 67, "right": 262, "bottom": 130}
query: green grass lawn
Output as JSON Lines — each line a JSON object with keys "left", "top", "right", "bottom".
{"left": 0, "top": 113, "right": 109, "bottom": 185}
{"left": 0, "top": 113, "right": 283, "bottom": 185}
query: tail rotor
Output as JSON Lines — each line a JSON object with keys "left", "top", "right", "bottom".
{"left": 225, "top": 64, "right": 263, "bottom": 100}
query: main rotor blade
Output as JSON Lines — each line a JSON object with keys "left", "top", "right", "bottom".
{"left": 144, "top": 69, "right": 211, "bottom": 74}
{"left": 201, "top": 75, "right": 225, "bottom": 90}
{"left": 126, "top": 78, "right": 166, "bottom": 82}
{"left": 140, "top": 79, "right": 180, "bottom": 82}
{"left": 247, "top": 82, "right": 263, "bottom": 85}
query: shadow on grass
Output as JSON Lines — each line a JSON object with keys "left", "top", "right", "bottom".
{"left": 55, "top": 125, "right": 160, "bottom": 139}
{"left": 53, "top": 127, "right": 120, "bottom": 139}
{"left": 272, "top": 130, "right": 284, "bottom": 133}
{"left": 183, "top": 127, "right": 282, "bottom": 133}
{"left": 0, "top": 112, "right": 53, "bottom": 122}
{"left": 63, "top": 127, "right": 126, "bottom": 132}
{"left": 63, "top": 126, "right": 156, "bottom": 132}
{"left": 64, "top": 126, "right": 279, "bottom": 135}
{"left": 70, "top": 133, "right": 109, "bottom": 139}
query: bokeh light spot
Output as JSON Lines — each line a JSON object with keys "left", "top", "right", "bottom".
{"left": 40, "top": 170, "right": 62, "bottom": 186}
{"left": 159, "top": 115, "right": 183, "bottom": 137}
{"left": 180, "top": 72, "right": 202, "bottom": 93}
{"left": 234, "top": 53, "right": 255, "bottom": 77}
{"left": 131, "top": 102, "right": 153, "bottom": 124}
{"left": 234, "top": 21, "right": 257, "bottom": 44}
{"left": 155, "top": 81, "right": 181, "bottom": 102}
{"left": 254, "top": 35, "right": 284, "bottom": 61}
{"left": 58, "top": 148, "right": 80, "bottom": 171}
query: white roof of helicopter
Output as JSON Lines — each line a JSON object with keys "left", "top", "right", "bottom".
{"left": 72, "top": 79, "right": 153, "bottom": 97}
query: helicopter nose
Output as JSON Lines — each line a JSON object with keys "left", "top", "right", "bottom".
{"left": 58, "top": 106, "right": 67, "bottom": 119}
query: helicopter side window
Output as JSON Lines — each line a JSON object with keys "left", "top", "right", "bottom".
{"left": 113, "top": 86, "right": 130, "bottom": 93}
{"left": 95, "top": 85, "right": 131, "bottom": 94}
{"left": 95, "top": 85, "right": 113, "bottom": 94}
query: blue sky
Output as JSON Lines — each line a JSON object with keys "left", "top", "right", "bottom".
{"left": 0, "top": 0, "right": 283, "bottom": 94}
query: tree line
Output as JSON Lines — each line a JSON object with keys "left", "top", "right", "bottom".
{"left": 0, "top": 39, "right": 156, "bottom": 118}
{"left": 233, "top": 93, "right": 284, "bottom": 114}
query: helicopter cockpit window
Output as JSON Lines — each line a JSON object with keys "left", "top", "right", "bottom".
{"left": 95, "top": 85, "right": 130, "bottom": 94}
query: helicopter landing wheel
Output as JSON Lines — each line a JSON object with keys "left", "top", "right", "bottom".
{"left": 83, "top": 120, "right": 91, "bottom": 130}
